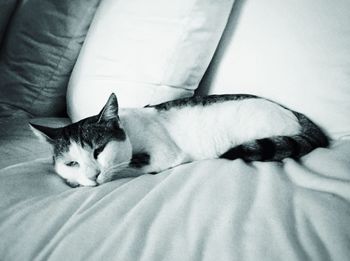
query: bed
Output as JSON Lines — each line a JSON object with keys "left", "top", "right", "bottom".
{"left": 1, "top": 1, "right": 349, "bottom": 260}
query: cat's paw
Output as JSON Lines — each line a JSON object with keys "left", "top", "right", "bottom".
{"left": 66, "top": 178, "right": 97, "bottom": 187}
{"left": 78, "top": 178, "right": 98, "bottom": 187}
{"left": 96, "top": 173, "right": 111, "bottom": 185}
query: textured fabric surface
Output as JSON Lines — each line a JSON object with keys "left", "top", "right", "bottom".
{"left": 0, "top": 0, "right": 17, "bottom": 46}
{"left": 198, "top": 0, "right": 350, "bottom": 140}
{"left": 67, "top": 0, "right": 235, "bottom": 121}
{"left": 0, "top": 117, "right": 70, "bottom": 169}
{"left": 0, "top": 103, "right": 32, "bottom": 118}
{"left": 0, "top": 117, "right": 349, "bottom": 260}
{"left": 0, "top": 0, "right": 101, "bottom": 117}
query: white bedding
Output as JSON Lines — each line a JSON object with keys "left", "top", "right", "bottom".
{"left": 1, "top": 0, "right": 349, "bottom": 259}
{"left": 1, "top": 137, "right": 349, "bottom": 261}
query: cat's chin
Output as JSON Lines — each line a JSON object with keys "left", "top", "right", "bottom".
{"left": 79, "top": 179, "right": 98, "bottom": 187}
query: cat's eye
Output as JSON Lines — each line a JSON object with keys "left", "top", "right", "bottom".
{"left": 93, "top": 146, "right": 104, "bottom": 159}
{"left": 65, "top": 161, "right": 79, "bottom": 167}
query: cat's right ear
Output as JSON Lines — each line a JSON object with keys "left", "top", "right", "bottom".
{"left": 29, "top": 123, "right": 59, "bottom": 143}
{"left": 97, "top": 93, "right": 119, "bottom": 123}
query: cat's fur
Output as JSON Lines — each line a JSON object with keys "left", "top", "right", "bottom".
{"left": 30, "top": 93, "right": 328, "bottom": 187}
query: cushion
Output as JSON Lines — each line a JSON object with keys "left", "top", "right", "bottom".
{"left": 0, "top": 117, "right": 70, "bottom": 169}
{"left": 0, "top": 0, "right": 101, "bottom": 117}
{"left": 67, "top": 0, "right": 235, "bottom": 122}
{"left": 198, "top": 0, "right": 350, "bottom": 140}
{"left": 0, "top": 0, "right": 17, "bottom": 46}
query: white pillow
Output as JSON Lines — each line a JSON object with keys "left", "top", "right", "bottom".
{"left": 67, "top": 0, "right": 235, "bottom": 121}
{"left": 199, "top": 0, "right": 350, "bottom": 140}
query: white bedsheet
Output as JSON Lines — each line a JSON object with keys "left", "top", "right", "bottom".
{"left": 0, "top": 140, "right": 349, "bottom": 261}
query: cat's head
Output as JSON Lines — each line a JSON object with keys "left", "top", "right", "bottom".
{"left": 30, "top": 93, "right": 132, "bottom": 187}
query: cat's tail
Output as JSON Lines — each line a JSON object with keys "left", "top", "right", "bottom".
{"left": 220, "top": 112, "right": 329, "bottom": 161}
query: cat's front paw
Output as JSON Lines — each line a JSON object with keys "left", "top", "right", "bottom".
{"left": 74, "top": 179, "right": 98, "bottom": 188}
{"left": 96, "top": 173, "right": 112, "bottom": 185}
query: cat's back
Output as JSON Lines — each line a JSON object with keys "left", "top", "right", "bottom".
{"left": 149, "top": 94, "right": 257, "bottom": 111}
{"left": 150, "top": 95, "right": 299, "bottom": 134}
{"left": 147, "top": 95, "right": 301, "bottom": 159}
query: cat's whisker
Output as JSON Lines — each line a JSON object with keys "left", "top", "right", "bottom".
{"left": 107, "top": 161, "right": 130, "bottom": 170}
{"left": 99, "top": 162, "right": 132, "bottom": 182}
{"left": 103, "top": 161, "right": 130, "bottom": 173}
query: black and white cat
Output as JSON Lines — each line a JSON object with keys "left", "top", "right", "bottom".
{"left": 30, "top": 93, "right": 328, "bottom": 187}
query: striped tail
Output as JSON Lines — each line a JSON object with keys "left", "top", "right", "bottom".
{"left": 220, "top": 112, "right": 329, "bottom": 162}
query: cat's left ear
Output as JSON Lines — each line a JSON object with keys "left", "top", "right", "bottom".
{"left": 29, "top": 123, "right": 60, "bottom": 143}
{"left": 98, "top": 93, "right": 119, "bottom": 122}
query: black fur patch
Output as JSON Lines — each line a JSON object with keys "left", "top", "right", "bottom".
{"left": 256, "top": 138, "right": 276, "bottom": 160}
{"left": 147, "top": 94, "right": 258, "bottom": 111}
{"left": 292, "top": 112, "right": 329, "bottom": 148}
{"left": 52, "top": 115, "right": 126, "bottom": 157}
{"left": 220, "top": 139, "right": 276, "bottom": 162}
{"left": 220, "top": 145, "right": 245, "bottom": 160}
{"left": 129, "top": 152, "right": 151, "bottom": 168}
{"left": 284, "top": 136, "right": 300, "bottom": 158}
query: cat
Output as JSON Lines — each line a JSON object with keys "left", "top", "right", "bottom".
{"left": 30, "top": 93, "right": 328, "bottom": 187}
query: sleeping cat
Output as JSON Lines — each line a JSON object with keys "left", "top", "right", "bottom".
{"left": 30, "top": 93, "right": 328, "bottom": 187}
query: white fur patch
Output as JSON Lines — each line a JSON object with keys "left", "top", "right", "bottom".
{"left": 55, "top": 141, "right": 99, "bottom": 186}
{"left": 159, "top": 98, "right": 301, "bottom": 160}
{"left": 55, "top": 139, "right": 133, "bottom": 186}
{"left": 96, "top": 139, "right": 133, "bottom": 183}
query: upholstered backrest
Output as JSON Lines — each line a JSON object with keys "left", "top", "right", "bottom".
{"left": 0, "top": 0, "right": 101, "bottom": 117}
{"left": 0, "top": 0, "right": 17, "bottom": 46}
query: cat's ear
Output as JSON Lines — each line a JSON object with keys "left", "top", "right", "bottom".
{"left": 29, "top": 123, "right": 59, "bottom": 143}
{"left": 98, "top": 93, "right": 119, "bottom": 122}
